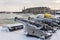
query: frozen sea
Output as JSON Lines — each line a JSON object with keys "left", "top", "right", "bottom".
{"left": 0, "top": 13, "right": 35, "bottom": 26}
{"left": 0, "top": 13, "right": 60, "bottom": 40}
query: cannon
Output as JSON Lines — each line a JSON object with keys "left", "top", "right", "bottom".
{"left": 14, "top": 17, "right": 53, "bottom": 40}
{"left": 28, "top": 17, "right": 60, "bottom": 30}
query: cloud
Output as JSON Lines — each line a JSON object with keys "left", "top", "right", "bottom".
{"left": 53, "top": 0, "right": 60, "bottom": 3}
{"left": 0, "top": 0, "right": 59, "bottom": 11}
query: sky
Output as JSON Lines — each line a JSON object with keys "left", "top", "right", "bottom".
{"left": 0, "top": 0, "right": 60, "bottom": 11}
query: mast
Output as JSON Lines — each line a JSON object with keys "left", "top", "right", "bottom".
{"left": 24, "top": 6, "right": 25, "bottom": 14}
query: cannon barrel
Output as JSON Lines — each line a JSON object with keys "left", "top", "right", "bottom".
{"left": 28, "top": 17, "right": 60, "bottom": 27}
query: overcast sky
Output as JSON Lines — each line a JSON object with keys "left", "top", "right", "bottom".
{"left": 0, "top": 0, "right": 60, "bottom": 11}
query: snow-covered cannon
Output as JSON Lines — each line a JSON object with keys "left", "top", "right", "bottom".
{"left": 2, "top": 23, "right": 23, "bottom": 32}
{"left": 28, "top": 17, "right": 60, "bottom": 30}
{"left": 14, "top": 17, "right": 53, "bottom": 39}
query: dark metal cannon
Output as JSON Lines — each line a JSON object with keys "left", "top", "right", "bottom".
{"left": 14, "top": 17, "right": 53, "bottom": 39}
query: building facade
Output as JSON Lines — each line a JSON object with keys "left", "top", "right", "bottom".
{"left": 22, "top": 7, "right": 51, "bottom": 14}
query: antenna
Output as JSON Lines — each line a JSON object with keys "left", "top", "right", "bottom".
{"left": 24, "top": 6, "right": 25, "bottom": 14}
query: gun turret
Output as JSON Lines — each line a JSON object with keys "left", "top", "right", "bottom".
{"left": 14, "top": 17, "right": 54, "bottom": 39}
{"left": 28, "top": 17, "right": 60, "bottom": 28}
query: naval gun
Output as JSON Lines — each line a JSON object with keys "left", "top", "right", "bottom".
{"left": 14, "top": 17, "right": 53, "bottom": 39}
{"left": 28, "top": 17, "right": 60, "bottom": 24}
{"left": 28, "top": 17, "right": 60, "bottom": 29}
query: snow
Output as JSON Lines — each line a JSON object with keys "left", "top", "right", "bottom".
{"left": 0, "top": 28, "right": 40, "bottom": 40}
{"left": 0, "top": 14, "right": 60, "bottom": 40}
{"left": 3, "top": 23, "right": 23, "bottom": 27}
{"left": 50, "top": 30, "right": 60, "bottom": 40}
{"left": 0, "top": 27, "right": 60, "bottom": 40}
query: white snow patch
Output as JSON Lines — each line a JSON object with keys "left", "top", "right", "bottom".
{"left": 50, "top": 30, "right": 60, "bottom": 40}
{"left": 0, "top": 29, "right": 40, "bottom": 40}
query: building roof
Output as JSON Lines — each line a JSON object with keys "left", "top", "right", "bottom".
{"left": 25, "top": 7, "right": 50, "bottom": 10}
